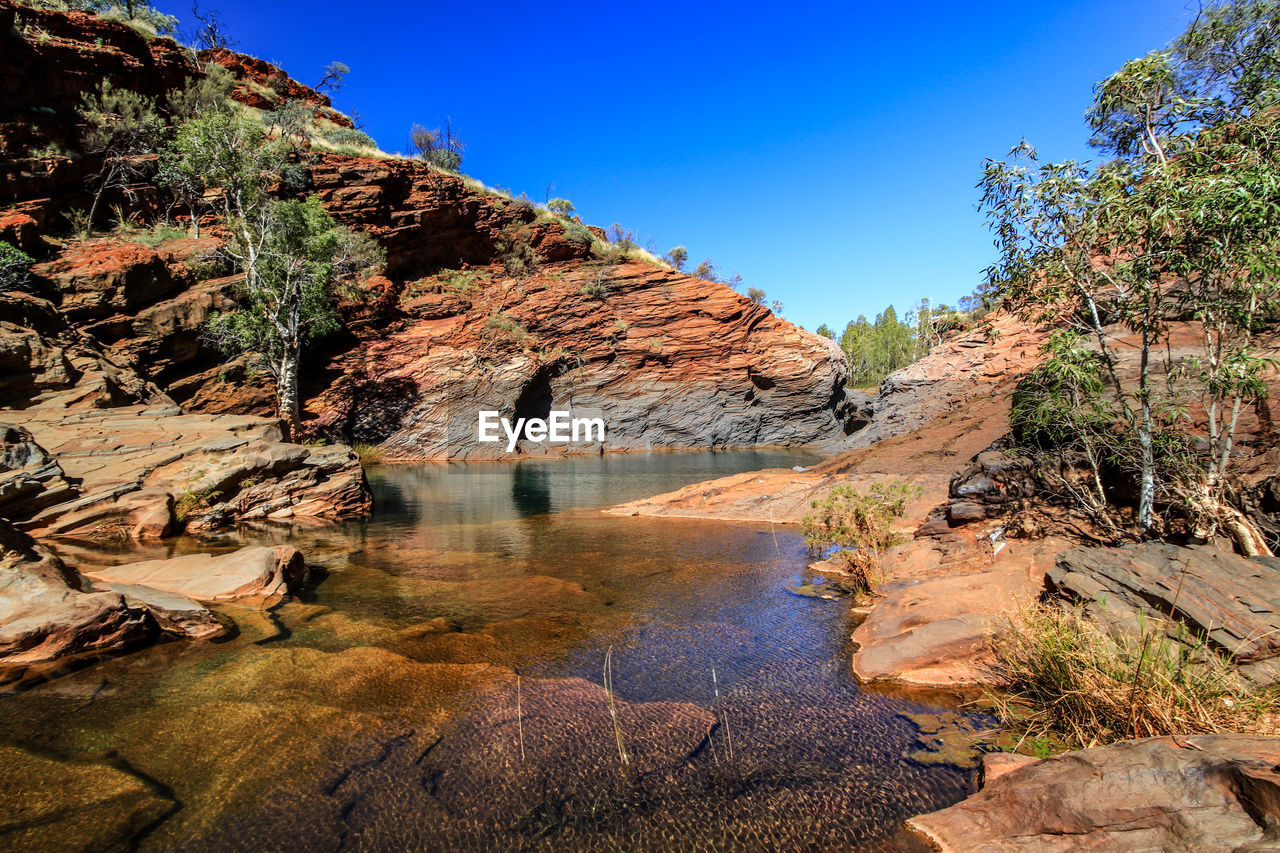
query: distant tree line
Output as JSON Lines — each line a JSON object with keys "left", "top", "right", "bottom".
{"left": 818, "top": 297, "right": 980, "bottom": 388}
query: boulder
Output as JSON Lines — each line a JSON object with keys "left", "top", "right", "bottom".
{"left": 0, "top": 520, "right": 152, "bottom": 666}
{"left": 851, "top": 568, "right": 1039, "bottom": 686}
{"left": 0, "top": 423, "right": 75, "bottom": 520}
{"left": 30, "top": 239, "right": 191, "bottom": 325}
{"left": 949, "top": 447, "right": 1037, "bottom": 507}
{"left": 82, "top": 545, "right": 307, "bottom": 603}
{"left": 1049, "top": 543, "right": 1280, "bottom": 664}
{"left": 909, "top": 735, "right": 1280, "bottom": 852}
{"left": 0, "top": 211, "right": 38, "bottom": 254}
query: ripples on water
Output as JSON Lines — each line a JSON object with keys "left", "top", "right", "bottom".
{"left": 0, "top": 451, "right": 978, "bottom": 852}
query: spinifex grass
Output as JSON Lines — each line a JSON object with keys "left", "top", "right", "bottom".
{"left": 352, "top": 443, "right": 385, "bottom": 465}
{"left": 985, "top": 602, "right": 1279, "bottom": 750}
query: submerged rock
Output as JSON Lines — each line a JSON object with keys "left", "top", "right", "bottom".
{"left": 909, "top": 735, "right": 1280, "bottom": 852}
{"left": 0, "top": 743, "right": 174, "bottom": 853}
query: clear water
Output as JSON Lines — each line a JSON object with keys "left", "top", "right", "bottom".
{"left": 0, "top": 451, "right": 976, "bottom": 852}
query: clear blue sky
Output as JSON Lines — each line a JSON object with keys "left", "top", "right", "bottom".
{"left": 155, "top": 0, "right": 1196, "bottom": 332}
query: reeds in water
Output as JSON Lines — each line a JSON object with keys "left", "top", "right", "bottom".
{"left": 604, "top": 646, "right": 630, "bottom": 766}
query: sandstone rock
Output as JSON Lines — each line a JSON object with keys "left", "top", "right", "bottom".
{"left": 308, "top": 259, "right": 854, "bottom": 458}
{"left": 30, "top": 238, "right": 192, "bottom": 325}
{"left": 88, "top": 580, "right": 225, "bottom": 638}
{"left": 610, "top": 312, "right": 1047, "bottom": 524}
{"left": 82, "top": 544, "right": 307, "bottom": 603}
{"left": 909, "top": 735, "right": 1280, "bottom": 852}
{"left": 0, "top": 210, "right": 38, "bottom": 253}
{"left": 822, "top": 313, "right": 1049, "bottom": 454}
{"left": 979, "top": 751, "right": 1037, "bottom": 784}
{"left": 0, "top": 423, "right": 75, "bottom": 520}
{"left": 201, "top": 47, "right": 346, "bottom": 124}
{"left": 949, "top": 446, "right": 1037, "bottom": 506}
{"left": 946, "top": 501, "right": 987, "bottom": 525}
{"left": 0, "top": 0, "right": 197, "bottom": 158}
{"left": 848, "top": 536, "right": 1062, "bottom": 686}
{"left": 851, "top": 568, "right": 1016, "bottom": 687}
{"left": 0, "top": 520, "right": 152, "bottom": 666}
{"left": 0, "top": 289, "right": 164, "bottom": 409}
{"left": 1049, "top": 543, "right": 1280, "bottom": 664}
{"left": 9, "top": 406, "right": 369, "bottom": 538}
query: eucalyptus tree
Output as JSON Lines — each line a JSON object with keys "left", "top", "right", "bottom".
{"left": 206, "top": 196, "right": 383, "bottom": 436}
{"left": 981, "top": 0, "right": 1280, "bottom": 551}
{"left": 163, "top": 107, "right": 383, "bottom": 436}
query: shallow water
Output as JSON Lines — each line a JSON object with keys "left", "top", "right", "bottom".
{"left": 0, "top": 451, "right": 979, "bottom": 852}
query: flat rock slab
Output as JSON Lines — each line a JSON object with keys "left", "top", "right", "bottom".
{"left": 82, "top": 545, "right": 306, "bottom": 603}
{"left": 909, "top": 735, "right": 1280, "bottom": 852}
{"left": 1050, "top": 543, "right": 1280, "bottom": 663}
{"left": 851, "top": 565, "right": 1040, "bottom": 686}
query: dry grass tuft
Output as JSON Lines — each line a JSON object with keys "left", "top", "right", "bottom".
{"left": 352, "top": 443, "right": 385, "bottom": 465}
{"left": 985, "top": 602, "right": 1279, "bottom": 749}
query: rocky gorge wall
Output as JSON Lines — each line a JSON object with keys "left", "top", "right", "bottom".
{"left": 1, "top": 2, "right": 856, "bottom": 460}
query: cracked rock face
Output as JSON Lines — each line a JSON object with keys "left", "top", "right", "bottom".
{"left": 1049, "top": 542, "right": 1280, "bottom": 667}
{"left": 909, "top": 735, "right": 1280, "bottom": 853}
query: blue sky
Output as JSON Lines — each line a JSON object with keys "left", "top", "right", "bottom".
{"left": 155, "top": 0, "right": 1196, "bottom": 332}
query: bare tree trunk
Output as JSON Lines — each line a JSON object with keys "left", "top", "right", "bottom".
{"left": 86, "top": 182, "right": 107, "bottom": 236}
{"left": 1137, "top": 333, "right": 1155, "bottom": 532}
{"left": 1223, "top": 506, "right": 1273, "bottom": 558}
{"left": 277, "top": 348, "right": 301, "bottom": 441}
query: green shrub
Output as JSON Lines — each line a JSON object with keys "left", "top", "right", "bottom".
{"left": 495, "top": 224, "right": 540, "bottom": 279}
{"left": 174, "top": 485, "right": 216, "bottom": 522}
{"left": 563, "top": 221, "right": 593, "bottom": 245}
{"left": 482, "top": 310, "right": 530, "bottom": 347}
{"left": 405, "top": 121, "right": 464, "bottom": 170}
{"left": 352, "top": 443, "right": 384, "bottom": 465}
{"left": 169, "top": 61, "right": 236, "bottom": 121}
{"left": 801, "top": 479, "right": 921, "bottom": 593}
{"left": 321, "top": 126, "right": 376, "bottom": 149}
{"left": 579, "top": 266, "right": 612, "bottom": 299}
{"left": 0, "top": 242, "right": 34, "bottom": 291}
{"left": 547, "top": 197, "right": 575, "bottom": 216}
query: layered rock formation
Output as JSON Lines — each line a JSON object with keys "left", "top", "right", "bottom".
{"left": 308, "top": 252, "right": 852, "bottom": 459}
{"left": 909, "top": 735, "right": 1280, "bottom": 852}
{"left": 1049, "top": 543, "right": 1280, "bottom": 678}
